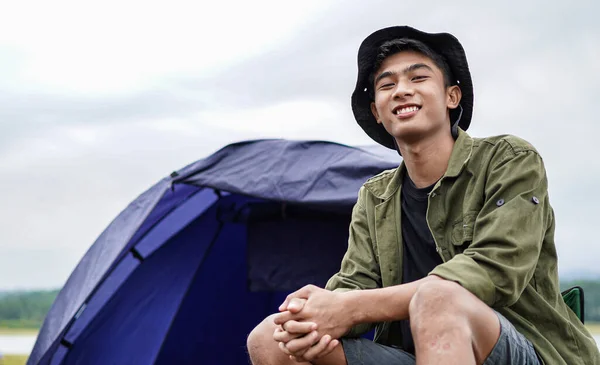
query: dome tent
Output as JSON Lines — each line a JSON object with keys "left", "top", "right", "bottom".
{"left": 28, "top": 139, "right": 399, "bottom": 365}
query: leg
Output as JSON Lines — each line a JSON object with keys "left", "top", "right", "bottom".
{"left": 482, "top": 312, "right": 541, "bottom": 365}
{"left": 246, "top": 314, "right": 347, "bottom": 365}
{"left": 408, "top": 280, "right": 501, "bottom": 365}
{"left": 341, "top": 338, "right": 416, "bottom": 365}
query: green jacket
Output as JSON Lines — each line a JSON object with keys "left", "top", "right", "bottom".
{"left": 326, "top": 129, "right": 599, "bottom": 365}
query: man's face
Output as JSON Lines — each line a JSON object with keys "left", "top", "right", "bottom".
{"left": 370, "top": 50, "right": 461, "bottom": 144}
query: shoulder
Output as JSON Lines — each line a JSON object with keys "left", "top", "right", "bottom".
{"left": 473, "top": 134, "right": 542, "bottom": 163}
{"left": 469, "top": 134, "right": 548, "bottom": 189}
{"left": 364, "top": 168, "right": 398, "bottom": 185}
{"left": 475, "top": 134, "right": 539, "bottom": 153}
{"left": 358, "top": 167, "right": 402, "bottom": 204}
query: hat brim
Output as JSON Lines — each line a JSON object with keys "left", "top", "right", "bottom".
{"left": 352, "top": 26, "right": 474, "bottom": 149}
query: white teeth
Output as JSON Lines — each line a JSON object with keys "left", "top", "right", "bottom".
{"left": 396, "top": 106, "right": 419, "bottom": 115}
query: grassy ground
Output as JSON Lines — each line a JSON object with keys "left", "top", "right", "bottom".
{"left": 0, "top": 355, "right": 28, "bottom": 365}
{"left": 0, "top": 328, "right": 37, "bottom": 336}
{"left": 585, "top": 322, "right": 600, "bottom": 334}
{"left": 0, "top": 324, "right": 594, "bottom": 365}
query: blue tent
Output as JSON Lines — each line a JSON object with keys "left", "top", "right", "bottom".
{"left": 28, "top": 139, "right": 399, "bottom": 365}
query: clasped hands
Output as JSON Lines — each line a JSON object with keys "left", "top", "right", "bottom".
{"left": 272, "top": 285, "right": 352, "bottom": 362}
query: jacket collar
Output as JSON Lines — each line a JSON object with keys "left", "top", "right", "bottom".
{"left": 444, "top": 128, "right": 474, "bottom": 178}
{"left": 364, "top": 128, "right": 474, "bottom": 201}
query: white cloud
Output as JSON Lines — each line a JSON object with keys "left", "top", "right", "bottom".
{"left": 1, "top": 0, "right": 600, "bottom": 289}
{"left": 0, "top": 0, "right": 327, "bottom": 95}
{"left": 194, "top": 99, "right": 371, "bottom": 144}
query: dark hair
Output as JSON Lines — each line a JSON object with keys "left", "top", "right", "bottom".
{"left": 368, "top": 38, "right": 455, "bottom": 98}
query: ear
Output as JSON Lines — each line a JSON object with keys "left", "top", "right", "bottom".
{"left": 370, "top": 102, "right": 382, "bottom": 124}
{"left": 447, "top": 85, "right": 462, "bottom": 110}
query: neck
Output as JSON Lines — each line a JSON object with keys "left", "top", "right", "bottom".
{"left": 396, "top": 131, "right": 455, "bottom": 189}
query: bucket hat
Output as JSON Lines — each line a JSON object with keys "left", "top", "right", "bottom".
{"left": 351, "top": 26, "right": 473, "bottom": 149}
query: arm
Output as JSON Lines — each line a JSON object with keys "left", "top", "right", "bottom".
{"left": 324, "top": 186, "right": 382, "bottom": 336}
{"left": 326, "top": 186, "right": 382, "bottom": 292}
{"left": 274, "top": 275, "right": 445, "bottom": 364}
{"left": 430, "top": 141, "right": 550, "bottom": 307}
{"left": 343, "top": 275, "right": 443, "bottom": 325}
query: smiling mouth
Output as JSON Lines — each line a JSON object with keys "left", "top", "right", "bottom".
{"left": 394, "top": 105, "right": 421, "bottom": 117}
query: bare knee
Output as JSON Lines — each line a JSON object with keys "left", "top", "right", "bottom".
{"left": 409, "top": 280, "right": 501, "bottom": 362}
{"left": 408, "top": 281, "right": 472, "bottom": 346}
{"left": 410, "top": 280, "right": 465, "bottom": 312}
{"left": 247, "top": 314, "right": 299, "bottom": 365}
{"left": 247, "top": 314, "right": 278, "bottom": 355}
{"left": 409, "top": 280, "right": 472, "bottom": 327}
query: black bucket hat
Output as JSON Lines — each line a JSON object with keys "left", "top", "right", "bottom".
{"left": 351, "top": 26, "right": 474, "bottom": 149}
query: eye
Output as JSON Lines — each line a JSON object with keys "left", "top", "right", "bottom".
{"left": 378, "top": 83, "right": 394, "bottom": 90}
{"left": 412, "top": 75, "right": 428, "bottom": 82}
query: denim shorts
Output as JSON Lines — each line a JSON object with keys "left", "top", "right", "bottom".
{"left": 341, "top": 311, "right": 541, "bottom": 365}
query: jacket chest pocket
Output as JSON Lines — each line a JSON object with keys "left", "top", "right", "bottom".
{"left": 450, "top": 214, "right": 475, "bottom": 255}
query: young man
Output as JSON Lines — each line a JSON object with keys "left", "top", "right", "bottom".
{"left": 246, "top": 26, "right": 600, "bottom": 365}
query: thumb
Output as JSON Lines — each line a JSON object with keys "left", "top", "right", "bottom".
{"left": 278, "top": 285, "right": 315, "bottom": 311}
{"left": 287, "top": 298, "right": 306, "bottom": 314}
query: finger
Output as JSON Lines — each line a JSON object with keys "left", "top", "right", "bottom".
{"left": 273, "top": 327, "right": 307, "bottom": 343}
{"left": 273, "top": 327, "right": 291, "bottom": 343}
{"left": 283, "top": 320, "right": 317, "bottom": 334}
{"left": 278, "top": 337, "right": 312, "bottom": 358}
{"left": 284, "top": 330, "right": 320, "bottom": 353}
{"left": 289, "top": 354, "right": 307, "bottom": 363}
{"left": 273, "top": 311, "right": 297, "bottom": 325}
{"left": 278, "top": 341, "right": 292, "bottom": 356}
{"left": 287, "top": 298, "right": 307, "bottom": 314}
{"left": 279, "top": 292, "right": 299, "bottom": 312}
{"left": 279, "top": 285, "right": 316, "bottom": 311}
{"left": 299, "top": 334, "right": 333, "bottom": 362}
{"left": 273, "top": 331, "right": 296, "bottom": 343}
{"left": 287, "top": 340, "right": 311, "bottom": 360}
{"left": 287, "top": 340, "right": 310, "bottom": 360}
{"left": 316, "top": 338, "right": 340, "bottom": 359}
{"left": 278, "top": 300, "right": 289, "bottom": 312}
{"left": 327, "top": 339, "right": 340, "bottom": 353}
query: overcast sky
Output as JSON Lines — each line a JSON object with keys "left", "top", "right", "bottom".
{"left": 1, "top": 0, "right": 599, "bottom": 290}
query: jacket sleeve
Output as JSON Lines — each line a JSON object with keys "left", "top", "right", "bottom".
{"left": 326, "top": 186, "right": 382, "bottom": 336}
{"left": 430, "top": 142, "right": 550, "bottom": 308}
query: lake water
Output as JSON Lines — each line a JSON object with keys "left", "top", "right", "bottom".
{"left": 0, "top": 334, "right": 37, "bottom": 356}
{"left": 0, "top": 334, "right": 599, "bottom": 356}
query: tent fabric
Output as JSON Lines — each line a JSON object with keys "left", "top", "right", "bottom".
{"left": 29, "top": 139, "right": 399, "bottom": 365}
{"left": 30, "top": 180, "right": 171, "bottom": 364}
{"left": 63, "top": 201, "right": 225, "bottom": 365}
{"left": 176, "top": 139, "right": 399, "bottom": 207}
{"left": 247, "top": 205, "right": 351, "bottom": 291}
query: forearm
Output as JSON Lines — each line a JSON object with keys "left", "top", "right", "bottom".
{"left": 344, "top": 275, "right": 443, "bottom": 325}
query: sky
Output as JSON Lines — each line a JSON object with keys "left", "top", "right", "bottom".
{"left": 1, "top": 0, "right": 599, "bottom": 290}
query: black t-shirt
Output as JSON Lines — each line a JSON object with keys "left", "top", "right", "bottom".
{"left": 396, "top": 174, "right": 443, "bottom": 354}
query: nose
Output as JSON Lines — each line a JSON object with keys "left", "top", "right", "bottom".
{"left": 392, "top": 80, "right": 414, "bottom": 99}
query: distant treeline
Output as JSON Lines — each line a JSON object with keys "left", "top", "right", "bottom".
{"left": 0, "top": 289, "right": 59, "bottom": 328}
{"left": 0, "top": 281, "right": 599, "bottom": 329}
